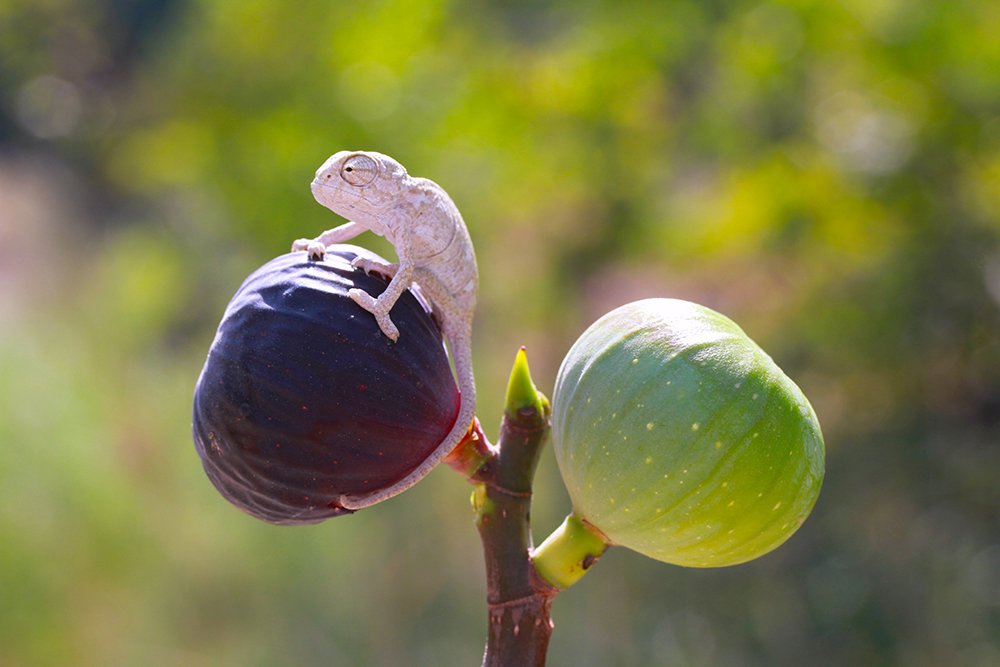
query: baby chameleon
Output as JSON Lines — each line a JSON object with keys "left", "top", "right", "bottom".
{"left": 293, "top": 151, "right": 478, "bottom": 510}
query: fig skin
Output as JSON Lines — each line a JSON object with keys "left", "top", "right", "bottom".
{"left": 192, "top": 245, "right": 459, "bottom": 525}
{"left": 552, "top": 299, "right": 824, "bottom": 567}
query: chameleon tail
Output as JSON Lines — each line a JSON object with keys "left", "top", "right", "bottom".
{"left": 340, "top": 326, "right": 476, "bottom": 510}
{"left": 440, "top": 325, "right": 478, "bottom": 460}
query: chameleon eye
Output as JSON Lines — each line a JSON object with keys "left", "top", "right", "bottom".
{"left": 340, "top": 154, "right": 378, "bottom": 186}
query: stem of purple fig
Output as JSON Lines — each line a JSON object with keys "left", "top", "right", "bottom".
{"left": 443, "top": 418, "right": 495, "bottom": 479}
{"left": 450, "top": 348, "right": 557, "bottom": 667}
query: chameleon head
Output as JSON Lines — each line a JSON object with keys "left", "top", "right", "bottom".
{"left": 311, "top": 151, "right": 408, "bottom": 223}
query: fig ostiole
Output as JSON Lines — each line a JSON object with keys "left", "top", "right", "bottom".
{"left": 534, "top": 298, "right": 823, "bottom": 582}
{"left": 192, "top": 245, "right": 460, "bottom": 525}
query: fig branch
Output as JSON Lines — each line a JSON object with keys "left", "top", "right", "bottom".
{"left": 446, "top": 348, "right": 561, "bottom": 667}
{"left": 192, "top": 156, "right": 825, "bottom": 664}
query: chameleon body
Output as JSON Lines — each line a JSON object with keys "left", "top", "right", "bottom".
{"left": 293, "top": 150, "right": 478, "bottom": 510}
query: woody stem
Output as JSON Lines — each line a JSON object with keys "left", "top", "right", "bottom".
{"left": 446, "top": 348, "right": 556, "bottom": 666}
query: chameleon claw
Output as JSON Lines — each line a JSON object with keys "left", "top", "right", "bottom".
{"left": 348, "top": 287, "right": 377, "bottom": 310}
{"left": 306, "top": 241, "right": 327, "bottom": 260}
{"left": 291, "top": 238, "right": 326, "bottom": 260}
{"left": 377, "top": 317, "right": 400, "bottom": 342}
{"left": 349, "top": 288, "right": 401, "bottom": 342}
{"left": 351, "top": 256, "right": 398, "bottom": 280}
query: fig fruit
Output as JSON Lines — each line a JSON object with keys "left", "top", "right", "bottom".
{"left": 551, "top": 298, "right": 824, "bottom": 567}
{"left": 192, "top": 245, "right": 459, "bottom": 524}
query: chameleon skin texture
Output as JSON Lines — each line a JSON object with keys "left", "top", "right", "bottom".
{"left": 192, "top": 246, "right": 459, "bottom": 524}
{"left": 552, "top": 299, "right": 824, "bottom": 567}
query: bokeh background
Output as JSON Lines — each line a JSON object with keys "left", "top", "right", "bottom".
{"left": 2, "top": 0, "right": 998, "bottom": 665}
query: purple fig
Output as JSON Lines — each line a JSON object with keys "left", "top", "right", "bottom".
{"left": 192, "top": 245, "right": 459, "bottom": 524}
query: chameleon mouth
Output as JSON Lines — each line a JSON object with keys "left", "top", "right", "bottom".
{"left": 310, "top": 177, "right": 342, "bottom": 201}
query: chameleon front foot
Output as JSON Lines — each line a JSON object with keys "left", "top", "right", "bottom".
{"left": 351, "top": 256, "right": 399, "bottom": 280}
{"left": 348, "top": 288, "right": 401, "bottom": 342}
{"left": 292, "top": 238, "right": 327, "bottom": 261}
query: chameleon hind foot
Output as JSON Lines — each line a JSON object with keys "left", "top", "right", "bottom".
{"left": 349, "top": 288, "right": 400, "bottom": 342}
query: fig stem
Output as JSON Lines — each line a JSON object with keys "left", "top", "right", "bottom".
{"left": 450, "top": 347, "right": 557, "bottom": 667}
{"left": 443, "top": 418, "right": 495, "bottom": 479}
{"left": 531, "top": 514, "right": 610, "bottom": 590}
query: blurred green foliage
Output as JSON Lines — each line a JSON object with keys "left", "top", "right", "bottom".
{"left": 2, "top": 0, "right": 999, "bottom": 665}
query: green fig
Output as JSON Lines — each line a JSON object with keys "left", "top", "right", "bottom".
{"left": 550, "top": 299, "right": 824, "bottom": 568}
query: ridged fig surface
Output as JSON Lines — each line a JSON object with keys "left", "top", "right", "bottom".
{"left": 552, "top": 299, "right": 824, "bottom": 567}
{"left": 193, "top": 245, "right": 459, "bottom": 524}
